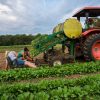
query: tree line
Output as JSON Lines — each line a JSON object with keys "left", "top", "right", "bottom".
{"left": 0, "top": 34, "right": 47, "bottom": 46}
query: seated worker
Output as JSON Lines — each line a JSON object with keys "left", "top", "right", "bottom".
{"left": 6, "top": 51, "right": 37, "bottom": 69}
{"left": 18, "top": 47, "right": 33, "bottom": 62}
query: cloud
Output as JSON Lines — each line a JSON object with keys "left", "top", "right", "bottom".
{"left": 8, "top": 16, "right": 17, "bottom": 21}
{"left": 0, "top": 3, "right": 17, "bottom": 22}
{"left": 0, "top": 3, "right": 11, "bottom": 13}
{"left": 60, "top": 0, "right": 100, "bottom": 22}
{"left": 0, "top": 0, "right": 99, "bottom": 34}
{"left": 60, "top": 7, "right": 81, "bottom": 22}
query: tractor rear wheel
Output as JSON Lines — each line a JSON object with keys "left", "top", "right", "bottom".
{"left": 83, "top": 33, "right": 100, "bottom": 61}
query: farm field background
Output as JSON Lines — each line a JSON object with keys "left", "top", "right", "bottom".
{"left": 0, "top": 61, "right": 100, "bottom": 99}
{"left": 0, "top": 0, "right": 99, "bottom": 99}
{"left": 0, "top": 45, "right": 100, "bottom": 99}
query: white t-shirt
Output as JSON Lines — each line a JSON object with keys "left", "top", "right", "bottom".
{"left": 8, "top": 51, "right": 17, "bottom": 61}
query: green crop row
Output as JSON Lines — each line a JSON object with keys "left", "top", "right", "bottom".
{"left": 0, "top": 61, "right": 100, "bottom": 82}
{"left": 0, "top": 74, "right": 100, "bottom": 100}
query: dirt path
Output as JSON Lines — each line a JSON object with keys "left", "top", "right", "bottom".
{"left": 0, "top": 53, "right": 6, "bottom": 69}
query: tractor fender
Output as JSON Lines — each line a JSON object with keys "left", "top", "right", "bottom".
{"left": 82, "top": 29, "right": 100, "bottom": 37}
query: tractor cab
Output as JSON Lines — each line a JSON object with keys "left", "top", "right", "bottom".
{"left": 73, "top": 7, "right": 100, "bottom": 30}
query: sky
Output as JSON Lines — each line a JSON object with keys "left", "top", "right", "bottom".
{"left": 0, "top": 0, "right": 100, "bottom": 35}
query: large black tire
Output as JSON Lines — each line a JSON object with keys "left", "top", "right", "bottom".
{"left": 83, "top": 33, "right": 100, "bottom": 61}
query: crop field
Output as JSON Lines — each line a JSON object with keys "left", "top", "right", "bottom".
{"left": 0, "top": 62, "right": 100, "bottom": 99}
{"left": 0, "top": 0, "right": 99, "bottom": 99}
{"left": 0, "top": 45, "right": 100, "bottom": 99}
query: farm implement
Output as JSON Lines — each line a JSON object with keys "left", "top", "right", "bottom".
{"left": 32, "top": 7, "right": 100, "bottom": 66}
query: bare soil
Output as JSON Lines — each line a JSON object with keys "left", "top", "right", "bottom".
{"left": 0, "top": 53, "right": 6, "bottom": 69}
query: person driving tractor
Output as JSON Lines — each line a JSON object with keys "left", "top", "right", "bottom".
{"left": 85, "top": 18, "right": 94, "bottom": 29}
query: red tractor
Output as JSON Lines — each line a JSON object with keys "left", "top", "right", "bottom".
{"left": 32, "top": 7, "right": 100, "bottom": 66}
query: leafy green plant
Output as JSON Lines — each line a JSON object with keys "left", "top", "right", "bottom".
{"left": 17, "top": 92, "right": 34, "bottom": 100}
{"left": 0, "top": 74, "right": 100, "bottom": 99}
{"left": 0, "top": 61, "right": 100, "bottom": 82}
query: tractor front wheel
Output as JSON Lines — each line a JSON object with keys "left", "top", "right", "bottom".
{"left": 83, "top": 33, "right": 100, "bottom": 61}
